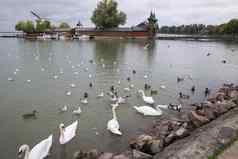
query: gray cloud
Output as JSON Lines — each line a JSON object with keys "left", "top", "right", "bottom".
{"left": 0, "top": 0, "right": 238, "bottom": 31}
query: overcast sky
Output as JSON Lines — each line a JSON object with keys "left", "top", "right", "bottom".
{"left": 0, "top": 0, "right": 238, "bottom": 31}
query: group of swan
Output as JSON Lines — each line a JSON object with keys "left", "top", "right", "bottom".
{"left": 18, "top": 120, "right": 78, "bottom": 159}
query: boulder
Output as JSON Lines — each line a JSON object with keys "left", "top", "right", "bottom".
{"left": 98, "top": 153, "right": 114, "bottom": 159}
{"left": 175, "top": 127, "right": 189, "bottom": 138}
{"left": 150, "top": 139, "right": 163, "bottom": 154}
{"left": 188, "top": 111, "right": 209, "bottom": 128}
{"left": 112, "top": 154, "right": 130, "bottom": 159}
{"left": 218, "top": 127, "right": 237, "bottom": 145}
{"left": 132, "top": 150, "right": 152, "bottom": 159}
{"left": 129, "top": 135, "right": 153, "bottom": 151}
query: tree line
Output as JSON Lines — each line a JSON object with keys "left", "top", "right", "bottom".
{"left": 159, "top": 19, "right": 238, "bottom": 35}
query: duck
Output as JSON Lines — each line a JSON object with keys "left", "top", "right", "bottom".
{"left": 80, "top": 98, "right": 88, "bottom": 104}
{"left": 60, "top": 106, "right": 68, "bottom": 113}
{"left": 8, "top": 77, "right": 14, "bottom": 81}
{"left": 73, "top": 107, "right": 82, "bottom": 115}
{"left": 66, "top": 91, "right": 72, "bottom": 96}
{"left": 124, "top": 87, "right": 130, "bottom": 92}
{"left": 150, "top": 90, "right": 158, "bottom": 95}
{"left": 59, "top": 120, "right": 78, "bottom": 145}
{"left": 89, "top": 83, "right": 93, "bottom": 88}
{"left": 133, "top": 105, "right": 162, "bottom": 116}
{"left": 22, "top": 110, "right": 38, "bottom": 119}
{"left": 168, "top": 104, "right": 182, "bottom": 112}
{"left": 70, "top": 83, "right": 76, "bottom": 88}
{"left": 132, "top": 70, "right": 136, "bottom": 74}
{"left": 138, "top": 89, "right": 154, "bottom": 105}
{"left": 107, "top": 105, "right": 122, "bottom": 135}
{"left": 179, "top": 92, "right": 190, "bottom": 99}
{"left": 97, "top": 92, "right": 104, "bottom": 98}
{"left": 191, "top": 86, "right": 195, "bottom": 93}
{"left": 177, "top": 77, "right": 184, "bottom": 83}
{"left": 18, "top": 135, "right": 53, "bottom": 159}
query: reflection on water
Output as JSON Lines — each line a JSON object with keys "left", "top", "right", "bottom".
{"left": 0, "top": 38, "right": 238, "bottom": 159}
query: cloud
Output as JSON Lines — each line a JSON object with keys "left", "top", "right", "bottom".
{"left": 0, "top": 0, "right": 238, "bottom": 31}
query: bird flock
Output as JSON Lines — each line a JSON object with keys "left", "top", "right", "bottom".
{"left": 11, "top": 51, "right": 206, "bottom": 159}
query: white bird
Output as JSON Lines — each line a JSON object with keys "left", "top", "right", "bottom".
{"left": 59, "top": 120, "right": 78, "bottom": 145}
{"left": 73, "top": 107, "right": 82, "bottom": 115}
{"left": 8, "top": 77, "right": 14, "bottom": 81}
{"left": 41, "top": 67, "right": 45, "bottom": 72}
{"left": 73, "top": 72, "right": 79, "bottom": 75}
{"left": 81, "top": 98, "right": 88, "bottom": 104}
{"left": 157, "top": 105, "right": 169, "bottom": 109}
{"left": 97, "top": 92, "right": 104, "bottom": 98}
{"left": 160, "top": 85, "right": 166, "bottom": 89}
{"left": 18, "top": 135, "right": 53, "bottom": 159}
{"left": 66, "top": 91, "right": 72, "bottom": 96}
{"left": 88, "top": 74, "right": 92, "bottom": 78}
{"left": 72, "top": 66, "right": 75, "bottom": 69}
{"left": 53, "top": 75, "right": 59, "bottom": 80}
{"left": 77, "top": 64, "right": 81, "bottom": 68}
{"left": 102, "top": 64, "right": 105, "bottom": 68}
{"left": 107, "top": 105, "right": 122, "bottom": 135}
{"left": 117, "top": 80, "right": 121, "bottom": 85}
{"left": 124, "top": 87, "right": 130, "bottom": 92}
{"left": 130, "top": 84, "right": 135, "bottom": 88}
{"left": 133, "top": 106, "right": 162, "bottom": 116}
{"left": 60, "top": 105, "right": 68, "bottom": 112}
{"left": 138, "top": 89, "right": 154, "bottom": 105}
{"left": 144, "top": 75, "right": 148, "bottom": 79}
{"left": 70, "top": 83, "right": 76, "bottom": 88}
{"left": 26, "top": 80, "right": 31, "bottom": 83}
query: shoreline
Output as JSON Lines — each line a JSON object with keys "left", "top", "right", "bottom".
{"left": 71, "top": 83, "right": 238, "bottom": 159}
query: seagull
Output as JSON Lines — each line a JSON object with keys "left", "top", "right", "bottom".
{"left": 70, "top": 84, "right": 76, "bottom": 88}
{"left": 66, "top": 91, "right": 72, "bottom": 96}
{"left": 73, "top": 107, "right": 82, "bottom": 115}
{"left": 26, "top": 80, "right": 31, "bottom": 83}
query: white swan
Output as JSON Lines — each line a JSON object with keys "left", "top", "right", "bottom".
{"left": 73, "top": 107, "right": 82, "bottom": 115}
{"left": 138, "top": 89, "right": 154, "bottom": 105}
{"left": 107, "top": 105, "right": 122, "bottom": 135}
{"left": 80, "top": 98, "right": 88, "bottom": 104}
{"left": 59, "top": 120, "right": 78, "bottom": 145}
{"left": 133, "top": 106, "right": 162, "bottom": 116}
{"left": 18, "top": 135, "right": 53, "bottom": 159}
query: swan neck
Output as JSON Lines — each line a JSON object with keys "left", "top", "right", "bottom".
{"left": 112, "top": 107, "right": 117, "bottom": 120}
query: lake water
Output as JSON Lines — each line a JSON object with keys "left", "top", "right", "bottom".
{"left": 0, "top": 38, "right": 238, "bottom": 159}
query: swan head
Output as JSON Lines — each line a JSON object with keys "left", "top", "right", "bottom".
{"left": 59, "top": 123, "right": 65, "bottom": 130}
{"left": 18, "top": 145, "right": 29, "bottom": 158}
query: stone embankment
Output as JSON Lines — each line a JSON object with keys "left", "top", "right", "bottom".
{"left": 73, "top": 84, "right": 238, "bottom": 159}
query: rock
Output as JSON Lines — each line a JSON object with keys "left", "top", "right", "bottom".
{"left": 150, "top": 140, "right": 163, "bottom": 154}
{"left": 132, "top": 150, "right": 152, "bottom": 159}
{"left": 86, "top": 149, "right": 99, "bottom": 159}
{"left": 73, "top": 150, "right": 85, "bottom": 159}
{"left": 164, "top": 133, "right": 176, "bottom": 146}
{"left": 98, "top": 153, "right": 114, "bottom": 159}
{"left": 175, "top": 127, "right": 189, "bottom": 138}
{"left": 188, "top": 111, "right": 209, "bottom": 128}
{"left": 218, "top": 127, "right": 237, "bottom": 145}
{"left": 112, "top": 154, "right": 130, "bottom": 159}
{"left": 129, "top": 135, "right": 153, "bottom": 151}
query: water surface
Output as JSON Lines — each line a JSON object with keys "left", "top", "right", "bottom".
{"left": 0, "top": 38, "right": 238, "bottom": 159}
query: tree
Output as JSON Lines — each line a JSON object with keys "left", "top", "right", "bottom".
{"left": 59, "top": 22, "right": 71, "bottom": 29}
{"left": 15, "top": 20, "right": 35, "bottom": 33}
{"left": 91, "top": 0, "right": 127, "bottom": 29}
{"left": 147, "top": 12, "right": 159, "bottom": 35}
{"left": 35, "top": 20, "right": 51, "bottom": 32}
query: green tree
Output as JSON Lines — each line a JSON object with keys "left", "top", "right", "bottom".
{"left": 35, "top": 20, "right": 51, "bottom": 32}
{"left": 15, "top": 20, "right": 35, "bottom": 33}
{"left": 91, "top": 0, "right": 127, "bottom": 29}
{"left": 147, "top": 12, "right": 159, "bottom": 36}
{"left": 59, "top": 22, "right": 70, "bottom": 29}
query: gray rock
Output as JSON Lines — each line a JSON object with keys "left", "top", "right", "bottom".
{"left": 188, "top": 111, "right": 209, "bottom": 128}
{"left": 150, "top": 140, "right": 163, "bottom": 154}
{"left": 132, "top": 150, "right": 152, "bottom": 159}
{"left": 175, "top": 127, "right": 189, "bottom": 138}
{"left": 112, "top": 154, "right": 130, "bottom": 159}
{"left": 98, "top": 153, "right": 114, "bottom": 159}
{"left": 130, "top": 135, "right": 153, "bottom": 151}
{"left": 218, "top": 127, "right": 236, "bottom": 145}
